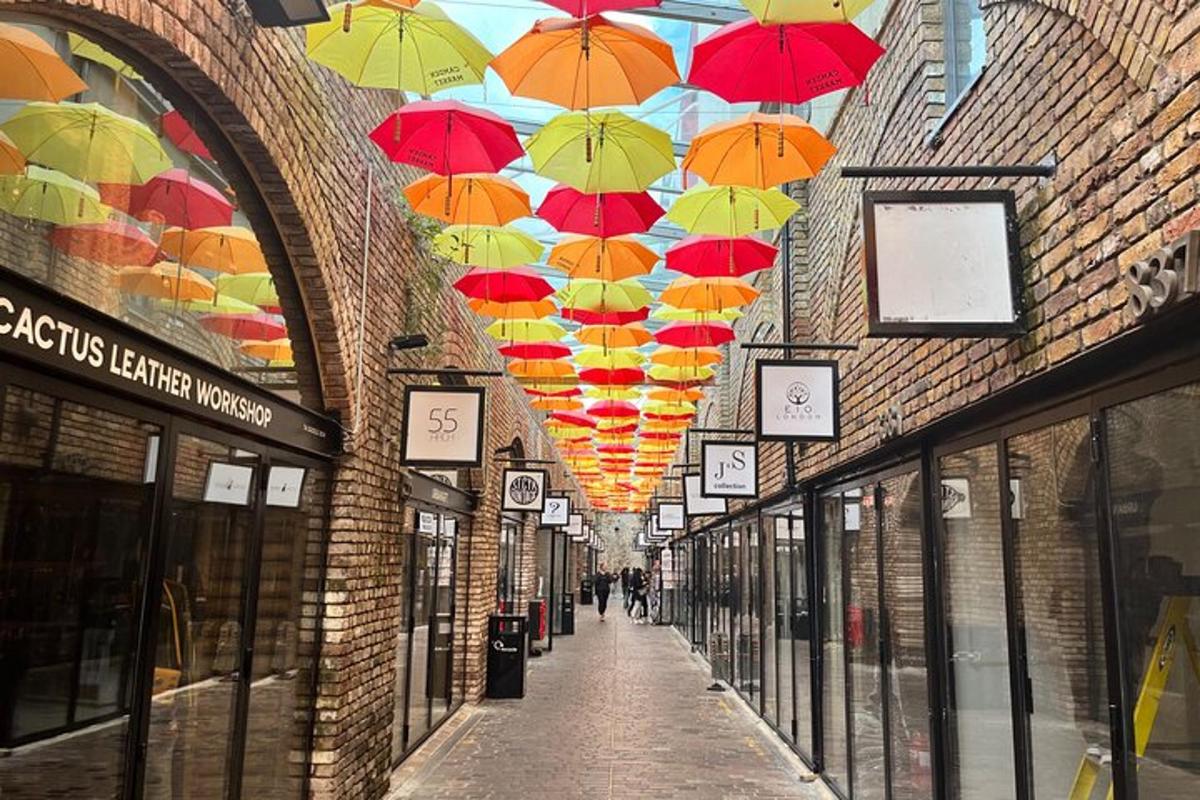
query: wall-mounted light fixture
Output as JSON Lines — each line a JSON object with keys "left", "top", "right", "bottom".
{"left": 246, "top": 0, "right": 330, "bottom": 27}
{"left": 389, "top": 333, "right": 430, "bottom": 351}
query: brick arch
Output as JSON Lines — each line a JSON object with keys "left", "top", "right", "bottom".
{"left": 0, "top": 0, "right": 365, "bottom": 419}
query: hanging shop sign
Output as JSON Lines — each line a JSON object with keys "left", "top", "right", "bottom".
{"left": 657, "top": 501, "right": 685, "bottom": 531}
{"left": 572, "top": 520, "right": 589, "bottom": 543}
{"left": 701, "top": 440, "right": 758, "bottom": 498}
{"left": 756, "top": 359, "right": 840, "bottom": 442}
{"left": 684, "top": 473, "right": 727, "bottom": 516}
{"left": 0, "top": 269, "right": 341, "bottom": 457}
{"left": 566, "top": 513, "right": 584, "bottom": 539}
{"left": 502, "top": 468, "right": 548, "bottom": 513}
{"left": 862, "top": 190, "right": 1024, "bottom": 337}
{"left": 541, "top": 494, "right": 571, "bottom": 527}
{"left": 400, "top": 385, "right": 485, "bottom": 468}
{"left": 420, "top": 469, "right": 459, "bottom": 488}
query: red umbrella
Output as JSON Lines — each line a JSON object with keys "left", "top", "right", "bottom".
{"left": 499, "top": 342, "right": 572, "bottom": 360}
{"left": 541, "top": 0, "right": 661, "bottom": 14}
{"left": 537, "top": 185, "right": 665, "bottom": 236}
{"left": 645, "top": 410, "right": 693, "bottom": 420}
{"left": 160, "top": 110, "right": 213, "bottom": 161}
{"left": 589, "top": 399, "right": 639, "bottom": 418}
{"left": 665, "top": 235, "right": 778, "bottom": 278}
{"left": 48, "top": 221, "right": 158, "bottom": 266}
{"left": 563, "top": 307, "right": 650, "bottom": 325}
{"left": 580, "top": 367, "right": 644, "bottom": 385}
{"left": 199, "top": 313, "right": 287, "bottom": 341}
{"left": 598, "top": 443, "right": 636, "bottom": 454}
{"left": 101, "top": 168, "right": 234, "bottom": 229}
{"left": 453, "top": 267, "right": 554, "bottom": 303}
{"left": 688, "top": 20, "right": 885, "bottom": 105}
{"left": 655, "top": 321, "right": 735, "bottom": 348}
{"left": 601, "top": 422, "right": 639, "bottom": 434}
{"left": 369, "top": 100, "right": 522, "bottom": 175}
{"left": 550, "top": 410, "right": 598, "bottom": 429}
{"left": 525, "top": 386, "right": 583, "bottom": 397}
{"left": 650, "top": 376, "right": 712, "bottom": 389}
{"left": 640, "top": 431, "right": 682, "bottom": 440}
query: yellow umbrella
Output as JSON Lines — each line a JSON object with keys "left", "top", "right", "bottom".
{"left": 574, "top": 348, "right": 645, "bottom": 369}
{"left": 647, "top": 387, "right": 705, "bottom": 403}
{"left": 660, "top": 276, "right": 761, "bottom": 311}
{"left": 682, "top": 112, "right": 836, "bottom": 189}
{"left": 651, "top": 346, "right": 723, "bottom": 367}
{"left": 403, "top": 173, "right": 530, "bottom": 225}
{"left": 548, "top": 235, "right": 658, "bottom": 281}
{"left": 666, "top": 185, "right": 799, "bottom": 236}
{"left": 240, "top": 339, "right": 293, "bottom": 361}
{"left": 0, "top": 132, "right": 26, "bottom": 175}
{"left": 165, "top": 295, "right": 260, "bottom": 315}
{"left": 648, "top": 364, "right": 716, "bottom": 383}
{"left": 160, "top": 227, "right": 268, "bottom": 275}
{"left": 558, "top": 279, "right": 653, "bottom": 313}
{"left": 576, "top": 323, "right": 652, "bottom": 349}
{"left": 117, "top": 263, "right": 216, "bottom": 302}
{"left": 0, "top": 165, "right": 109, "bottom": 224}
{"left": 68, "top": 32, "right": 143, "bottom": 80}
{"left": 652, "top": 305, "right": 743, "bottom": 323}
{"left": 0, "top": 23, "right": 88, "bottom": 101}
{"left": 644, "top": 400, "right": 698, "bottom": 415}
{"left": 215, "top": 272, "right": 279, "bottom": 309}
{"left": 584, "top": 386, "right": 642, "bottom": 401}
{"left": 485, "top": 318, "right": 567, "bottom": 342}
{"left": 740, "top": 0, "right": 876, "bottom": 23}
{"left": 468, "top": 297, "right": 557, "bottom": 319}
{"left": 524, "top": 110, "right": 675, "bottom": 193}
{"left": 508, "top": 358, "right": 576, "bottom": 380}
{"left": 433, "top": 224, "right": 543, "bottom": 267}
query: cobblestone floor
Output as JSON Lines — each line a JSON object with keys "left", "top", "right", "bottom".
{"left": 389, "top": 598, "right": 826, "bottom": 799}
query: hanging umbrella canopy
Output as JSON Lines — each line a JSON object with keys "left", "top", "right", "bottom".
{"left": 403, "top": 173, "right": 530, "bottom": 225}
{"left": 0, "top": 165, "right": 109, "bottom": 225}
{"left": 468, "top": 297, "right": 557, "bottom": 319}
{"left": 307, "top": 0, "right": 491, "bottom": 93}
{"left": 688, "top": 19, "right": 885, "bottom": 105}
{"left": 0, "top": 23, "right": 88, "bottom": 102}
{"left": 580, "top": 366, "right": 644, "bottom": 385}
{"left": 559, "top": 278, "right": 653, "bottom": 314}
{"left": 524, "top": 383, "right": 581, "bottom": 397}
{"left": 453, "top": 267, "right": 554, "bottom": 303}
{"left": 589, "top": 399, "right": 640, "bottom": 418}
{"left": 532, "top": 396, "right": 584, "bottom": 412}
{"left": 667, "top": 185, "right": 799, "bottom": 236}
{"left": 665, "top": 235, "right": 777, "bottom": 278}
{"left": 584, "top": 385, "right": 641, "bottom": 400}
{"left": 101, "top": 168, "right": 235, "bottom": 228}
{"left": 643, "top": 399, "right": 697, "bottom": 415}
{"left": 576, "top": 323, "right": 652, "bottom": 349}
{"left": 485, "top": 318, "right": 567, "bottom": 342}
{"left": 48, "top": 221, "right": 158, "bottom": 267}
{"left": 509, "top": 358, "right": 576, "bottom": 379}
{"left": 215, "top": 272, "right": 280, "bottom": 311}
{"left": 597, "top": 443, "right": 636, "bottom": 455}
{"left": 537, "top": 185, "right": 665, "bottom": 236}
{"left": 491, "top": 14, "right": 678, "bottom": 109}
{"left": 741, "top": 0, "right": 876, "bottom": 24}
{"left": 648, "top": 364, "right": 716, "bottom": 383}
{"left": 498, "top": 341, "right": 572, "bottom": 360}
{"left": 117, "top": 263, "right": 216, "bottom": 302}
{"left": 549, "top": 410, "right": 598, "bottom": 429}
{"left": 2, "top": 102, "right": 172, "bottom": 185}
{"left": 240, "top": 338, "right": 293, "bottom": 361}
{"left": 660, "top": 275, "right": 761, "bottom": 311}
{"left": 369, "top": 100, "right": 522, "bottom": 174}
{"left": 168, "top": 295, "right": 261, "bottom": 315}
{"left": 564, "top": 307, "right": 649, "bottom": 325}
{"left": 0, "top": 132, "right": 25, "bottom": 175}
{"left": 548, "top": 235, "right": 658, "bottom": 281}
{"left": 639, "top": 430, "right": 683, "bottom": 441}
{"left": 683, "top": 112, "right": 836, "bottom": 188}
{"left": 160, "top": 226, "right": 268, "bottom": 275}
{"left": 433, "top": 224, "right": 543, "bottom": 267}
{"left": 67, "top": 32, "right": 142, "bottom": 79}
{"left": 647, "top": 387, "right": 704, "bottom": 403}
{"left": 575, "top": 348, "right": 645, "bottom": 369}
{"left": 200, "top": 312, "right": 288, "bottom": 341}
{"left": 160, "top": 110, "right": 213, "bottom": 161}
{"left": 525, "top": 110, "right": 675, "bottom": 193}
{"left": 655, "top": 320, "right": 736, "bottom": 348}
{"left": 652, "top": 305, "right": 743, "bottom": 322}
{"left": 651, "top": 345, "right": 723, "bottom": 367}
{"left": 598, "top": 422, "right": 639, "bottom": 435}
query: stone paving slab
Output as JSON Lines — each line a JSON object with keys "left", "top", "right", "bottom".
{"left": 389, "top": 603, "right": 827, "bottom": 800}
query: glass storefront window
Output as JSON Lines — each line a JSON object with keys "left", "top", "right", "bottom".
{"left": 820, "top": 492, "right": 850, "bottom": 792}
{"left": 847, "top": 484, "right": 885, "bottom": 800}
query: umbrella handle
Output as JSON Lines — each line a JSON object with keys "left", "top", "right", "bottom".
{"left": 343, "top": 4, "right": 352, "bottom": 32}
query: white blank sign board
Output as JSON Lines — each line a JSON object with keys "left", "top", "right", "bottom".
{"left": 864, "top": 191, "right": 1022, "bottom": 336}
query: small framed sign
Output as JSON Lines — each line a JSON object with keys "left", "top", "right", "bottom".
{"left": 502, "top": 468, "right": 548, "bottom": 513}
{"left": 941, "top": 478, "right": 972, "bottom": 519}
{"left": 266, "top": 466, "right": 307, "bottom": 508}
{"left": 400, "top": 385, "right": 485, "bottom": 468}
{"left": 684, "top": 473, "right": 727, "bottom": 517}
{"left": 204, "top": 462, "right": 255, "bottom": 506}
{"left": 657, "top": 501, "right": 685, "bottom": 531}
{"left": 566, "top": 513, "right": 583, "bottom": 538}
{"left": 701, "top": 441, "right": 758, "bottom": 498}
{"left": 863, "top": 189, "right": 1024, "bottom": 337}
{"left": 541, "top": 494, "right": 570, "bottom": 527}
{"left": 756, "top": 359, "right": 840, "bottom": 442}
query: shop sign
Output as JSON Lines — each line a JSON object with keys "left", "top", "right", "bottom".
{"left": 0, "top": 271, "right": 340, "bottom": 456}
{"left": 502, "top": 468, "right": 548, "bottom": 513}
{"left": 418, "top": 511, "right": 437, "bottom": 534}
{"left": 862, "top": 190, "right": 1024, "bottom": 337}
{"left": 266, "top": 466, "right": 307, "bottom": 508}
{"left": 204, "top": 462, "right": 255, "bottom": 506}
{"left": 756, "top": 359, "right": 840, "bottom": 442}
{"left": 657, "top": 501, "right": 685, "bottom": 531}
{"left": 420, "top": 469, "right": 459, "bottom": 488}
{"left": 566, "top": 513, "right": 583, "bottom": 538}
{"left": 541, "top": 494, "right": 570, "bottom": 527}
{"left": 400, "top": 385, "right": 485, "bottom": 468}
{"left": 1124, "top": 230, "right": 1199, "bottom": 322}
{"left": 684, "top": 473, "right": 727, "bottom": 517}
{"left": 941, "top": 478, "right": 972, "bottom": 519}
{"left": 701, "top": 441, "right": 758, "bottom": 498}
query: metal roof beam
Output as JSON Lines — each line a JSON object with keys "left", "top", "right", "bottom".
{"left": 632, "top": 1, "right": 746, "bottom": 25}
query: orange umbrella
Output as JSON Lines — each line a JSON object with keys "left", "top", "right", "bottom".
{"left": 491, "top": 15, "right": 678, "bottom": 110}
{"left": 403, "top": 173, "right": 531, "bottom": 225}
{"left": 116, "top": 263, "right": 216, "bottom": 302}
{"left": 660, "top": 276, "right": 760, "bottom": 312}
{"left": 508, "top": 359, "right": 576, "bottom": 380}
{"left": 160, "top": 227, "right": 268, "bottom": 275}
{"left": 651, "top": 346, "right": 724, "bottom": 367}
{"left": 647, "top": 387, "right": 705, "bottom": 403}
{"left": 575, "top": 323, "right": 652, "bottom": 349}
{"left": 0, "top": 132, "right": 25, "bottom": 175}
{"left": 548, "top": 235, "right": 658, "bottom": 281}
{"left": 240, "top": 338, "right": 293, "bottom": 361}
{"left": 531, "top": 396, "right": 584, "bottom": 412}
{"left": 0, "top": 23, "right": 88, "bottom": 101}
{"left": 682, "top": 112, "right": 837, "bottom": 189}
{"left": 469, "top": 297, "right": 557, "bottom": 319}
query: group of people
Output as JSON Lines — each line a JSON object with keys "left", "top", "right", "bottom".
{"left": 591, "top": 564, "right": 656, "bottom": 623}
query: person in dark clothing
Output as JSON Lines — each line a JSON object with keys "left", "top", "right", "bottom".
{"left": 627, "top": 568, "right": 648, "bottom": 621}
{"left": 619, "top": 567, "right": 630, "bottom": 596}
{"left": 594, "top": 565, "right": 615, "bottom": 619}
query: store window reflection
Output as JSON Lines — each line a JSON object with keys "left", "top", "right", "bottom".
{"left": 820, "top": 491, "right": 849, "bottom": 792}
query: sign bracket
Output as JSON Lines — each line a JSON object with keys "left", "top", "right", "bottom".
{"left": 840, "top": 164, "right": 1055, "bottom": 179}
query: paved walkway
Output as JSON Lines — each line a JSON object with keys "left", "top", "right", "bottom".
{"left": 389, "top": 596, "right": 826, "bottom": 800}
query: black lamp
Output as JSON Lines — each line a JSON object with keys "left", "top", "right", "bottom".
{"left": 247, "top": 0, "right": 330, "bottom": 27}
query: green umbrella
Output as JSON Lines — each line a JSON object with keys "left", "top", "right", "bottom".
{"left": 1, "top": 101, "right": 171, "bottom": 185}
{"left": 433, "top": 224, "right": 543, "bottom": 267}
{"left": 666, "top": 185, "right": 799, "bottom": 236}
{"left": 161, "top": 295, "right": 261, "bottom": 315}
{"left": 558, "top": 278, "right": 653, "bottom": 313}
{"left": 524, "top": 110, "right": 675, "bottom": 193}
{"left": 651, "top": 305, "right": 743, "bottom": 322}
{"left": 215, "top": 272, "right": 280, "bottom": 309}
{"left": 0, "top": 165, "right": 109, "bottom": 224}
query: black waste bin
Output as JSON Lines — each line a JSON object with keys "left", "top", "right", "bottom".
{"left": 579, "top": 579, "right": 594, "bottom": 605}
{"left": 486, "top": 614, "right": 527, "bottom": 699}
{"left": 559, "top": 592, "right": 575, "bottom": 635}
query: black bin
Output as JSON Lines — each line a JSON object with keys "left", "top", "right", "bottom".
{"left": 579, "top": 579, "right": 594, "bottom": 605}
{"left": 559, "top": 592, "right": 575, "bottom": 635}
{"left": 486, "top": 614, "right": 527, "bottom": 699}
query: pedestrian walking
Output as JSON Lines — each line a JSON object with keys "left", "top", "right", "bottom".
{"left": 628, "top": 567, "right": 649, "bottom": 622}
{"left": 593, "top": 564, "right": 615, "bottom": 620}
{"left": 619, "top": 566, "right": 630, "bottom": 597}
